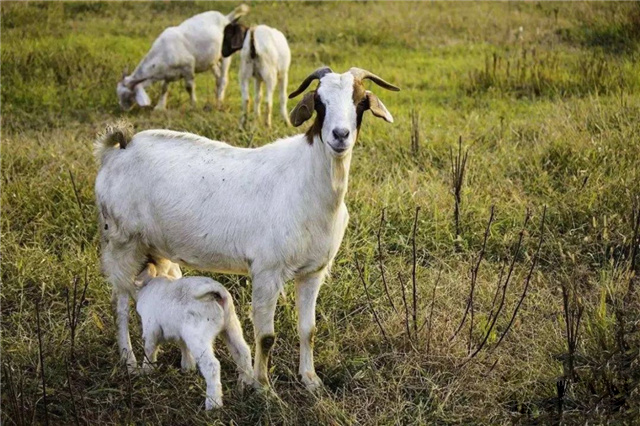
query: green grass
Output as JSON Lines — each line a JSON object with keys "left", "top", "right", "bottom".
{"left": 2, "top": 1, "right": 640, "bottom": 424}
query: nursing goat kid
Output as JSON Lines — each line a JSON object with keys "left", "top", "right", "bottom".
{"left": 95, "top": 67, "right": 399, "bottom": 391}
{"left": 135, "top": 264, "right": 253, "bottom": 410}
{"left": 222, "top": 21, "right": 291, "bottom": 127}
{"left": 117, "top": 4, "right": 249, "bottom": 111}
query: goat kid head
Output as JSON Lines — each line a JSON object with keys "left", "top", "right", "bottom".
{"left": 289, "top": 67, "right": 399, "bottom": 158}
{"left": 222, "top": 18, "right": 248, "bottom": 58}
{"left": 117, "top": 69, "right": 151, "bottom": 111}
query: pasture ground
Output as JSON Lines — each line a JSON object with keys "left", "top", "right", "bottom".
{"left": 2, "top": 2, "right": 640, "bottom": 424}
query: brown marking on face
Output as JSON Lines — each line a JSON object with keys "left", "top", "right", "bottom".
{"left": 353, "top": 79, "right": 368, "bottom": 136}
{"left": 304, "top": 83, "right": 325, "bottom": 145}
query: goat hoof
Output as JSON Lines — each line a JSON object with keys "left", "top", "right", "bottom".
{"left": 205, "top": 397, "right": 223, "bottom": 410}
{"left": 237, "top": 374, "right": 255, "bottom": 393}
{"left": 301, "top": 371, "right": 323, "bottom": 392}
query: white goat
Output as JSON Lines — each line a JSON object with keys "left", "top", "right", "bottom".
{"left": 117, "top": 4, "right": 249, "bottom": 111}
{"left": 95, "top": 67, "right": 399, "bottom": 391}
{"left": 135, "top": 264, "right": 252, "bottom": 410}
{"left": 222, "top": 22, "right": 291, "bottom": 127}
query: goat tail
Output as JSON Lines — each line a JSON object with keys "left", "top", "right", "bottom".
{"left": 193, "top": 280, "right": 231, "bottom": 307}
{"left": 94, "top": 120, "right": 134, "bottom": 164}
{"left": 226, "top": 3, "right": 249, "bottom": 22}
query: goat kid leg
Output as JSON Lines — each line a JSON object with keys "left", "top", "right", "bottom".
{"left": 222, "top": 308, "right": 253, "bottom": 389}
{"left": 188, "top": 339, "right": 222, "bottom": 410}
{"left": 251, "top": 276, "right": 281, "bottom": 388}
{"left": 295, "top": 271, "right": 325, "bottom": 391}
{"left": 179, "top": 340, "right": 196, "bottom": 371}
{"left": 142, "top": 332, "right": 159, "bottom": 373}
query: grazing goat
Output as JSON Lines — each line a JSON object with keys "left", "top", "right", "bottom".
{"left": 117, "top": 4, "right": 249, "bottom": 111}
{"left": 95, "top": 67, "right": 399, "bottom": 391}
{"left": 222, "top": 22, "right": 291, "bottom": 127}
{"left": 135, "top": 264, "right": 253, "bottom": 410}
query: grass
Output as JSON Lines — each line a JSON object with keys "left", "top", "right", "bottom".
{"left": 2, "top": 1, "right": 640, "bottom": 424}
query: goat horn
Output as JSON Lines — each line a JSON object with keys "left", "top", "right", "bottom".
{"left": 349, "top": 67, "right": 400, "bottom": 91}
{"left": 126, "top": 77, "right": 147, "bottom": 89}
{"left": 288, "top": 66, "right": 333, "bottom": 99}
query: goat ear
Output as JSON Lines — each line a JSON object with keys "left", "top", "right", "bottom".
{"left": 134, "top": 85, "right": 151, "bottom": 107}
{"left": 365, "top": 91, "right": 393, "bottom": 123}
{"left": 289, "top": 91, "right": 316, "bottom": 127}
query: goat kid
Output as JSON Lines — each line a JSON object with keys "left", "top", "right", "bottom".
{"left": 117, "top": 4, "right": 249, "bottom": 111}
{"left": 222, "top": 21, "right": 291, "bottom": 127}
{"left": 95, "top": 67, "right": 399, "bottom": 391}
{"left": 135, "top": 263, "right": 253, "bottom": 410}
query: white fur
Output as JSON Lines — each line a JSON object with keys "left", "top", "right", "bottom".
{"left": 239, "top": 25, "right": 291, "bottom": 127}
{"left": 136, "top": 267, "right": 252, "bottom": 410}
{"left": 117, "top": 5, "right": 248, "bottom": 110}
{"left": 95, "top": 69, "right": 396, "bottom": 390}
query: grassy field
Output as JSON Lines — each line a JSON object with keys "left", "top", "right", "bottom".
{"left": 2, "top": 1, "right": 640, "bottom": 424}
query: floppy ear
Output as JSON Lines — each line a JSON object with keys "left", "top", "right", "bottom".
{"left": 134, "top": 85, "right": 151, "bottom": 107}
{"left": 289, "top": 91, "right": 316, "bottom": 127}
{"left": 365, "top": 91, "right": 393, "bottom": 123}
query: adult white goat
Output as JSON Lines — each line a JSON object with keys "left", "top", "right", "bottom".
{"left": 95, "top": 67, "right": 399, "bottom": 390}
{"left": 221, "top": 21, "right": 291, "bottom": 127}
{"left": 117, "top": 5, "right": 249, "bottom": 111}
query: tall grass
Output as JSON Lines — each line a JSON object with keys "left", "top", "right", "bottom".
{"left": 2, "top": 1, "right": 640, "bottom": 424}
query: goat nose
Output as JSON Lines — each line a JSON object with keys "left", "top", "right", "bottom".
{"left": 332, "top": 128, "right": 350, "bottom": 141}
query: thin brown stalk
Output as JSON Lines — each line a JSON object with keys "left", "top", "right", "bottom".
{"left": 35, "top": 301, "right": 50, "bottom": 426}
{"left": 411, "top": 109, "right": 420, "bottom": 157}
{"left": 425, "top": 268, "right": 442, "bottom": 355}
{"left": 626, "top": 203, "right": 640, "bottom": 298}
{"left": 355, "top": 255, "right": 391, "bottom": 346}
{"left": 398, "top": 272, "right": 412, "bottom": 342}
{"left": 377, "top": 209, "right": 397, "bottom": 313}
{"left": 450, "top": 136, "right": 469, "bottom": 242}
{"left": 451, "top": 206, "right": 495, "bottom": 341}
{"left": 466, "top": 210, "right": 531, "bottom": 361}
{"left": 3, "top": 364, "right": 25, "bottom": 426}
{"left": 64, "top": 360, "right": 81, "bottom": 426}
{"left": 494, "top": 205, "right": 547, "bottom": 350}
{"left": 411, "top": 206, "right": 421, "bottom": 337}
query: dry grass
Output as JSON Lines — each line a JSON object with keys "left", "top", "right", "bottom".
{"left": 2, "top": 2, "right": 640, "bottom": 424}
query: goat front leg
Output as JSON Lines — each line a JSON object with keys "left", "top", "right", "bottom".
{"left": 154, "top": 80, "right": 169, "bottom": 111}
{"left": 251, "top": 273, "right": 282, "bottom": 388}
{"left": 295, "top": 270, "right": 326, "bottom": 391}
{"left": 185, "top": 75, "right": 196, "bottom": 107}
{"left": 112, "top": 290, "right": 138, "bottom": 371}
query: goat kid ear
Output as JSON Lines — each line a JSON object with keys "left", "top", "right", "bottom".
{"left": 134, "top": 85, "right": 151, "bottom": 107}
{"left": 365, "top": 91, "right": 393, "bottom": 123}
{"left": 289, "top": 91, "right": 316, "bottom": 127}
